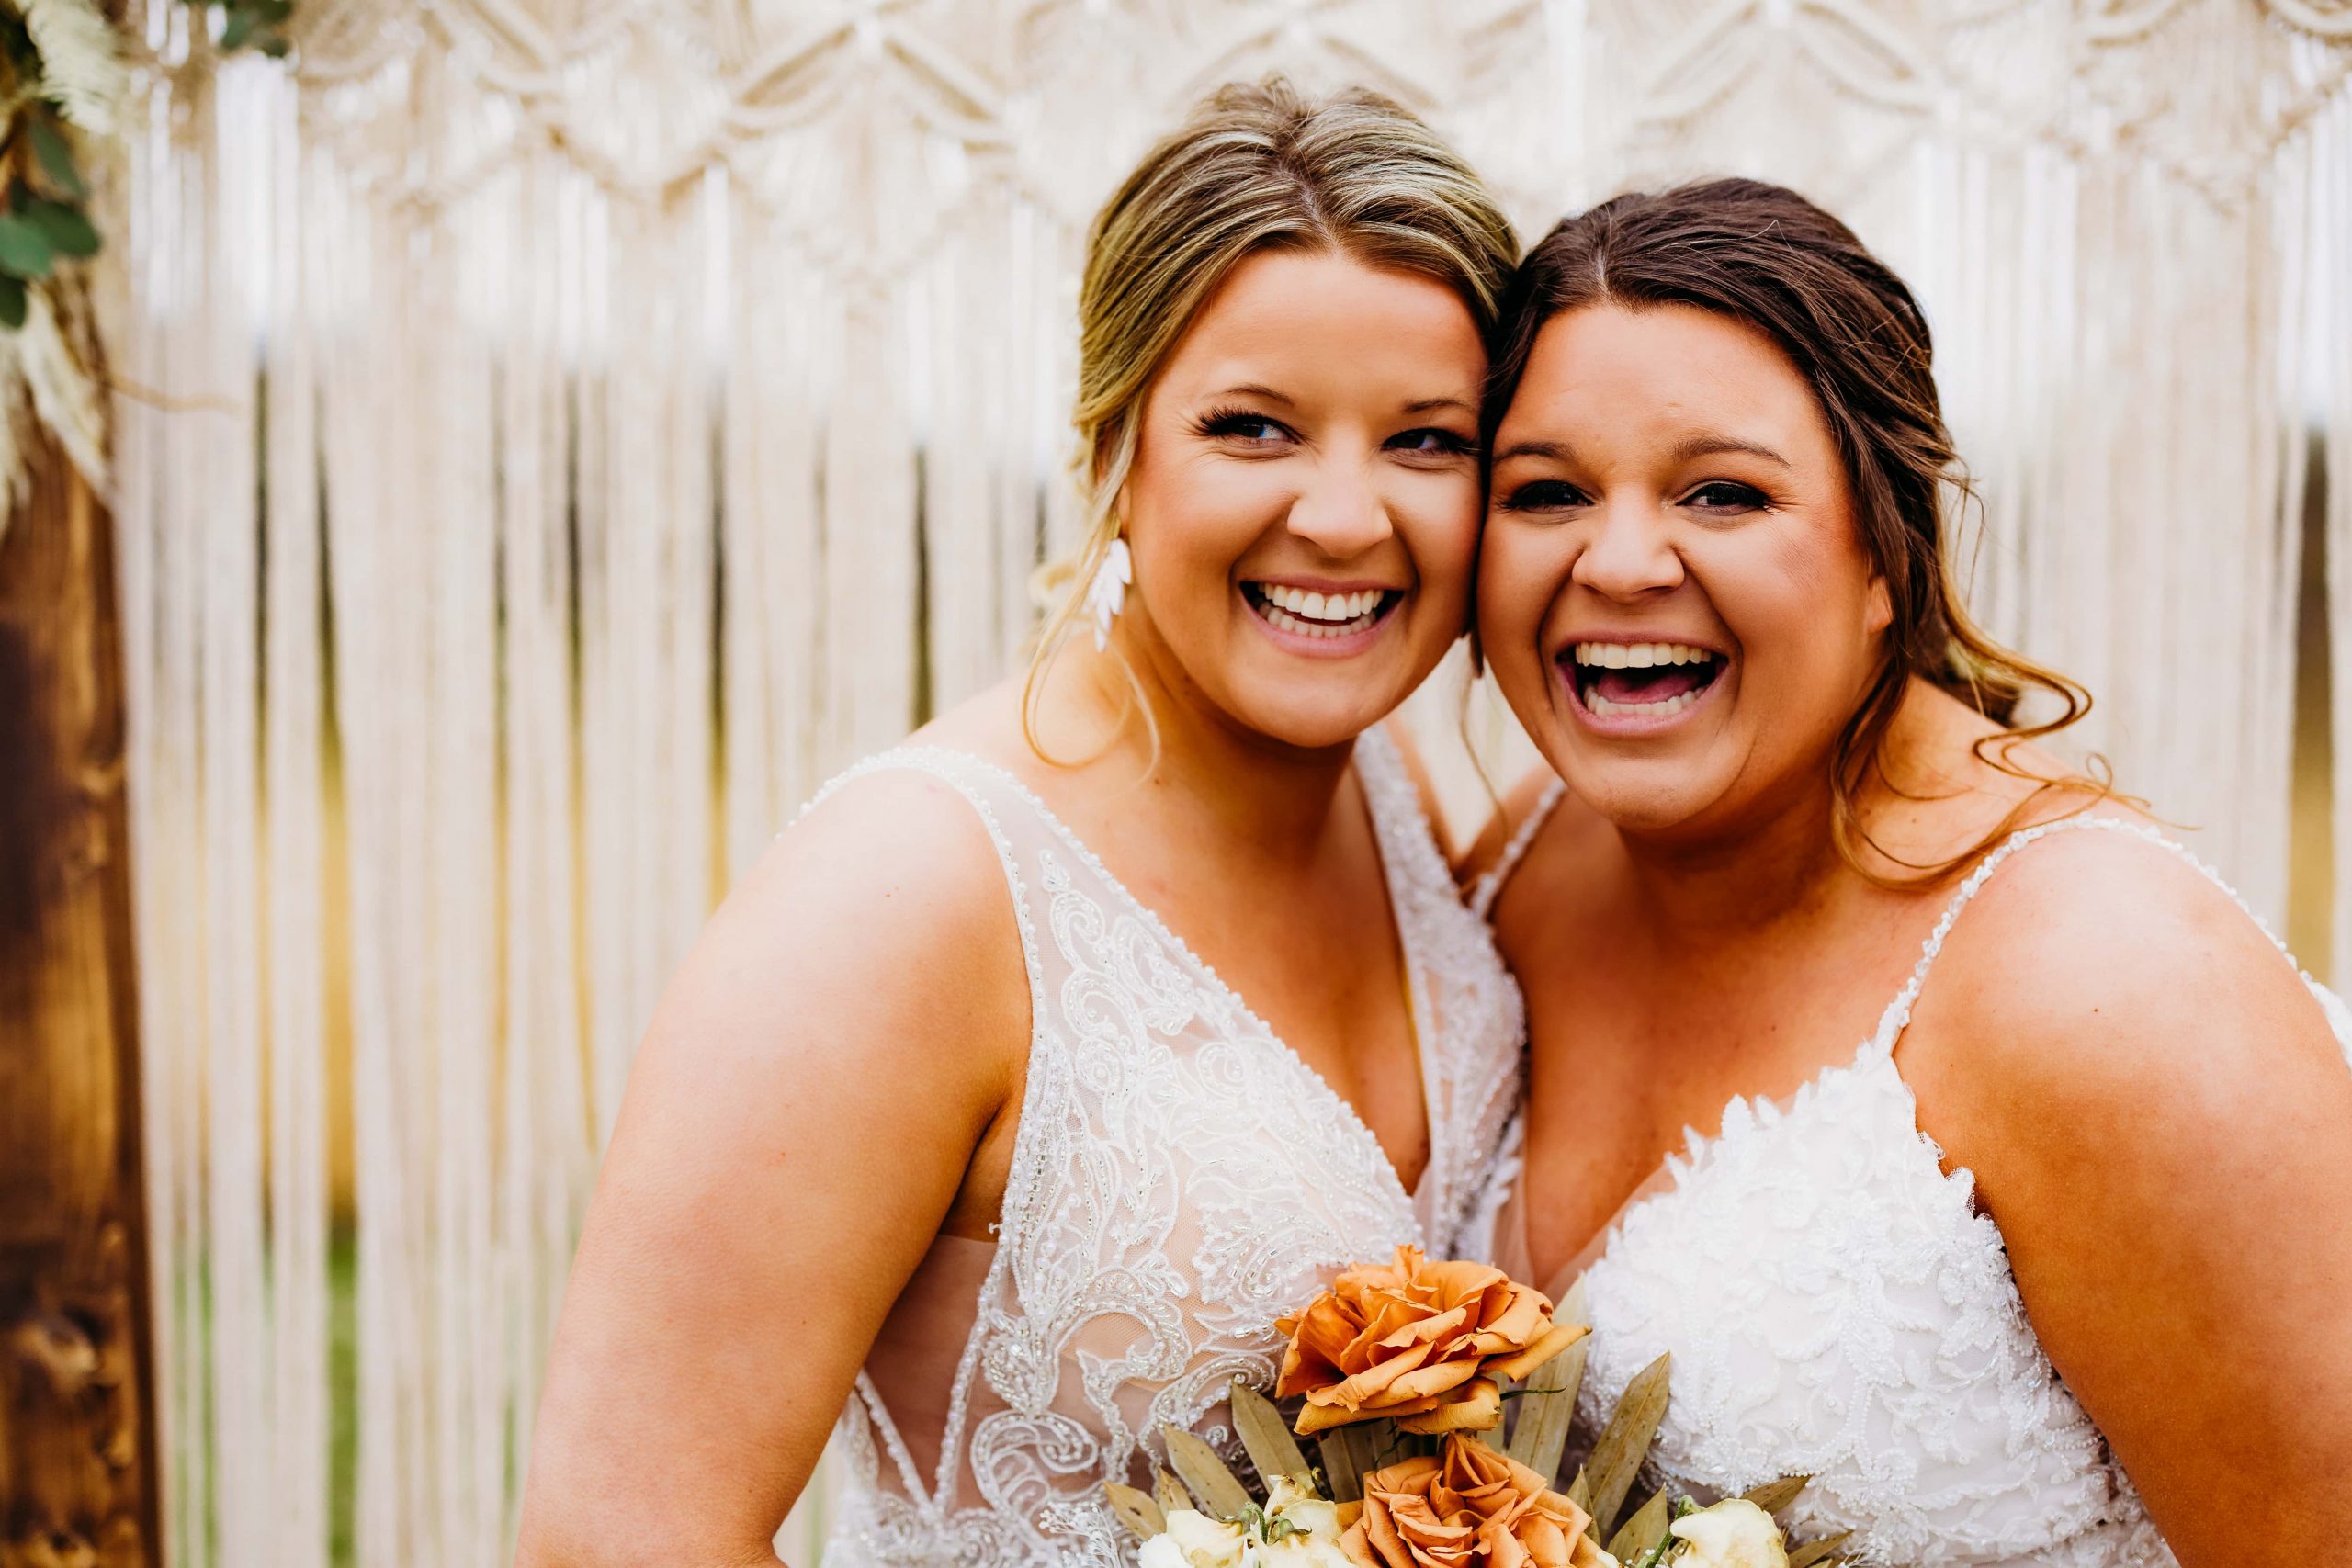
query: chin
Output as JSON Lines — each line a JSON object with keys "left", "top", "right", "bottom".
{"left": 1230, "top": 687, "right": 1399, "bottom": 752}
{"left": 1553, "top": 750, "right": 1727, "bottom": 834}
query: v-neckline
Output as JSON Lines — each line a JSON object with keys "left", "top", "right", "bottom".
{"left": 1518, "top": 1032, "right": 1901, "bottom": 1292}
{"left": 914, "top": 739, "right": 1441, "bottom": 1207}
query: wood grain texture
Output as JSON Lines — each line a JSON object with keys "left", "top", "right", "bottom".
{"left": 0, "top": 436, "right": 158, "bottom": 1567}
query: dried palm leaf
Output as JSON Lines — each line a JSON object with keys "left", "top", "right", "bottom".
{"left": 1160, "top": 1425, "right": 1254, "bottom": 1521}
{"left": 1229, "top": 1379, "right": 1315, "bottom": 1491}
{"left": 1740, "top": 1475, "right": 1809, "bottom": 1516}
{"left": 1604, "top": 1487, "right": 1673, "bottom": 1563}
{"left": 1583, "top": 1352, "right": 1671, "bottom": 1540}
{"left": 1104, "top": 1483, "right": 1166, "bottom": 1541}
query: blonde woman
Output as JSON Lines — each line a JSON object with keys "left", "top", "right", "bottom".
{"left": 516, "top": 81, "right": 1523, "bottom": 1568}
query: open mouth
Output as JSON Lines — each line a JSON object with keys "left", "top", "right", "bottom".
{"left": 1243, "top": 582, "right": 1404, "bottom": 640}
{"left": 1563, "top": 640, "right": 1724, "bottom": 719}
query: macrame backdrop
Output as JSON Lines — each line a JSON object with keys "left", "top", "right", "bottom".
{"left": 107, "top": 2, "right": 2351, "bottom": 1566}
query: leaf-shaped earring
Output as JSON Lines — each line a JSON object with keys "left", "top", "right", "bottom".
{"left": 1084, "top": 536, "right": 1133, "bottom": 651}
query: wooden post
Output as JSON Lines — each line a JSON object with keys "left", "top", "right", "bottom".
{"left": 0, "top": 433, "right": 160, "bottom": 1566}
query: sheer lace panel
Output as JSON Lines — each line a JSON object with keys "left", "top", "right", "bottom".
{"left": 1493, "top": 817, "right": 2348, "bottom": 1568}
{"left": 800, "top": 732, "right": 1526, "bottom": 1567}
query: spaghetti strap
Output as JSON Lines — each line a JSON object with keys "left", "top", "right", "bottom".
{"left": 1865, "top": 813, "right": 2306, "bottom": 1055}
{"left": 1469, "top": 778, "right": 1567, "bottom": 919}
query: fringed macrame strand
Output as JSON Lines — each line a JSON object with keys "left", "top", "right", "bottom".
{"left": 107, "top": 5, "right": 2350, "bottom": 1565}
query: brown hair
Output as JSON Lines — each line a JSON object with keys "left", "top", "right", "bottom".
{"left": 1482, "top": 177, "right": 2103, "bottom": 884}
{"left": 1023, "top": 76, "right": 1518, "bottom": 761}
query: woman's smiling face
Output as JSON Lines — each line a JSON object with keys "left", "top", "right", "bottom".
{"left": 1114, "top": 245, "right": 1487, "bottom": 750}
{"left": 1478, "top": 302, "right": 1892, "bottom": 837}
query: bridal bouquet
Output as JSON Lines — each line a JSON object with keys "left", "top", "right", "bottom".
{"left": 1108, "top": 1247, "right": 1854, "bottom": 1568}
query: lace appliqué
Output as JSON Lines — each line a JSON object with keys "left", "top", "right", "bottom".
{"left": 806, "top": 733, "right": 1524, "bottom": 1567}
{"left": 1552, "top": 818, "right": 2351, "bottom": 1568}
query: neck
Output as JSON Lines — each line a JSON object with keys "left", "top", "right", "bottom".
{"left": 1033, "top": 621, "right": 1361, "bottom": 863}
{"left": 1600, "top": 684, "right": 1994, "bottom": 936}
{"left": 1609, "top": 767, "right": 1857, "bottom": 939}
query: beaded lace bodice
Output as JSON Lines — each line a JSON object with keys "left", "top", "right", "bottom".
{"left": 803, "top": 731, "right": 1524, "bottom": 1568}
{"left": 1473, "top": 809, "right": 2352, "bottom": 1568}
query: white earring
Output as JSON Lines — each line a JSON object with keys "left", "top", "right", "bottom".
{"left": 1083, "top": 536, "right": 1132, "bottom": 650}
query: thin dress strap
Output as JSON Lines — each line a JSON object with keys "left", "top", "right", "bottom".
{"left": 1470, "top": 778, "right": 1568, "bottom": 919}
{"left": 1866, "top": 813, "right": 2305, "bottom": 1055}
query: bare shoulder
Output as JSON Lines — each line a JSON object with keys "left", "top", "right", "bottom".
{"left": 1903, "top": 816, "right": 2345, "bottom": 1199}
{"left": 1896, "top": 816, "right": 2352, "bottom": 1546}
{"left": 1917, "top": 819, "right": 2321, "bottom": 1060}
{"left": 676, "top": 763, "right": 1030, "bottom": 1071}
{"left": 610, "top": 761, "right": 1034, "bottom": 1186}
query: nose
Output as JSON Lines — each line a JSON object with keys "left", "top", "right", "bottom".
{"left": 1571, "top": 498, "right": 1684, "bottom": 601}
{"left": 1283, "top": 459, "right": 1394, "bottom": 559}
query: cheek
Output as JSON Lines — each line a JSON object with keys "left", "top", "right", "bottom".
{"left": 1476, "top": 525, "right": 1566, "bottom": 650}
{"left": 1125, "top": 459, "right": 1268, "bottom": 599}
{"left": 1400, "top": 479, "right": 1482, "bottom": 594}
{"left": 1733, "top": 525, "right": 1883, "bottom": 694}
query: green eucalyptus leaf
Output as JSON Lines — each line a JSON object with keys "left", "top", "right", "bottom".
{"left": 0, "top": 274, "right": 28, "bottom": 331}
{"left": 220, "top": 9, "right": 257, "bottom": 50}
{"left": 0, "top": 214, "right": 55, "bottom": 279}
{"left": 261, "top": 35, "right": 290, "bottom": 58}
{"left": 28, "top": 118, "right": 86, "bottom": 202}
{"left": 23, "top": 198, "right": 98, "bottom": 260}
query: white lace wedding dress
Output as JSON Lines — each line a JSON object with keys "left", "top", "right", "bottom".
{"left": 799, "top": 730, "right": 1525, "bottom": 1568}
{"left": 1469, "top": 807, "right": 2352, "bottom": 1568}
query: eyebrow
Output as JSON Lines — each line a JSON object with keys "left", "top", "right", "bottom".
{"left": 1669, "top": 432, "right": 1791, "bottom": 467}
{"left": 1490, "top": 438, "right": 1576, "bottom": 466}
{"left": 1493, "top": 433, "right": 1792, "bottom": 468}
{"left": 1206, "top": 385, "right": 1476, "bottom": 418}
{"left": 1205, "top": 382, "right": 1295, "bottom": 406}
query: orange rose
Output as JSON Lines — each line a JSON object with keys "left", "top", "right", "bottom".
{"left": 1275, "top": 1247, "right": 1587, "bottom": 1435}
{"left": 1340, "top": 1438, "right": 1613, "bottom": 1568}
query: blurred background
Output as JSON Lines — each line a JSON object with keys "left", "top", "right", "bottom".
{"left": 1, "top": 1, "right": 2346, "bottom": 1566}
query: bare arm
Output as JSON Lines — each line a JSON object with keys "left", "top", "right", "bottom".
{"left": 514, "top": 773, "right": 1029, "bottom": 1568}
{"left": 1905, "top": 832, "right": 2352, "bottom": 1567}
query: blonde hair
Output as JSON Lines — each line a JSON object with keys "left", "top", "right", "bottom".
{"left": 1022, "top": 76, "right": 1518, "bottom": 761}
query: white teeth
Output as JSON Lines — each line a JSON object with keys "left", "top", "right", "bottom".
{"left": 1586, "top": 687, "right": 1703, "bottom": 718}
{"left": 1257, "top": 592, "right": 1386, "bottom": 639}
{"left": 1257, "top": 585, "right": 1389, "bottom": 625}
{"left": 1574, "top": 641, "right": 1714, "bottom": 668}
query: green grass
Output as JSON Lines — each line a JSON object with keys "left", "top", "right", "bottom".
{"left": 330, "top": 1225, "right": 357, "bottom": 1568}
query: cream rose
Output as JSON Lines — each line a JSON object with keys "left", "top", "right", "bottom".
{"left": 1140, "top": 1511, "right": 1250, "bottom": 1568}
{"left": 1276, "top": 1247, "right": 1588, "bottom": 1435}
{"left": 1667, "top": 1499, "right": 1789, "bottom": 1568}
